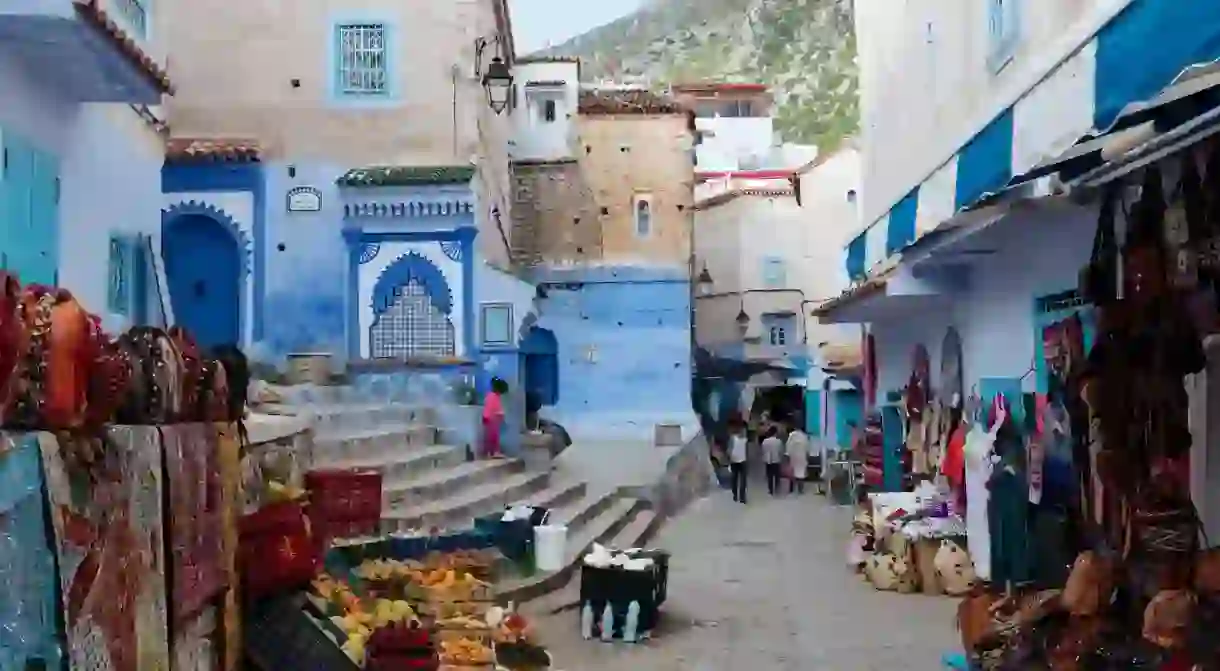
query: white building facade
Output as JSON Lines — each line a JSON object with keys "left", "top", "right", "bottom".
{"left": 823, "top": 0, "right": 1220, "bottom": 522}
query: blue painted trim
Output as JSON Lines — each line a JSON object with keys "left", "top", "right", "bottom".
{"left": 346, "top": 238, "right": 361, "bottom": 358}
{"left": 955, "top": 108, "right": 1014, "bottom": 209}
{"left": 1094, "top": 0, "right": 1220, "bottom": 130}
{"left": 886, "top": 187, "right": 919, "bottom": 255}
{"left": 370, "top": 251, "right": 453, "bottom": 315}
{"left": 459, "top": 226, "right": 476, "bottom": 356}
{"left": 160, "top": 162, "right": 267, "bottom": 339}
{"left": 846, "top": 235, "right": 866, "bottom": 280}
{"left": 327, "top": 14, "right": 401, "bottom": 107}
{"left": 342, "top": 228, "right": 471, "bottom": 244}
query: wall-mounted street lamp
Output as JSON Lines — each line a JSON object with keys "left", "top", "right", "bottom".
{"left": 482, "top": 56, "right": 513, "bottom": 115}
{"left": 735, "top": 302, "right": 750, "bottom": 337}
{"left": 696, "top": 265, "right": 714, "bottom": 297}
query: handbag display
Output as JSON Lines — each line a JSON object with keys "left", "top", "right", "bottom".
{"left": 116, "top": 327, "right": 185, "bottom": 425}
{"left": 1061, "top": 551, "right": 1115, "bottom": 616}
{"left": 0, "top": 272, "right": 27, "bottom": 420}
{"left": 239, "top": 501, "right": 321, "bottom": 599}
{"left": 169, "top": 326, "right": 202, "bottom": 421}
{"left": 84, "top": 314, "right": 133, "bottom": 429}
{"left": 1080, "top": 183, "right": 1121, "bottom": 306}
{"left": 7, "top": 286, "right": 91, "bottom": 430}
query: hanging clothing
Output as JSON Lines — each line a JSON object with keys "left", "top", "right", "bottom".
{"left": 988, "top": 423, "right": 1030, "bottom": 586}
{"left": 963, "top": 424, "right": 994, "bottom": 582}
{"left": 942, "top": 425, "right": 966, "bottom": 490}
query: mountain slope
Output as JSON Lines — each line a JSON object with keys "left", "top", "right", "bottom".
{"left": 539, "top": 0, "right": 858, "bottom": 150}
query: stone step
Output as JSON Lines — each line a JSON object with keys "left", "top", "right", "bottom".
{"left": 383, "top": 459, "right": 524, "bottom": 509}
{"left": 514, "top": 480, "right": 588, "bottom": 515}
{"left": 545, "top": 490, "right": 620, "bottom": 535}
{"left": 495, "top": 496, "right": 645, "bottom": 604}
{"left": 311, "top": 423, "right": 441, "bottom": 464}
{"left": 315, "top": 443, "right": 468, "bottom": 483}
{"left": 303, "top": 402, "right": 437, "bottom": 435}
{"left": 380, "top": 470, "right": 551, "bottom": 533}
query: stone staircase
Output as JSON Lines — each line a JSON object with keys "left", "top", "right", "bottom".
{"left": 275, "top": 388, "right": 663, "bottom": 604}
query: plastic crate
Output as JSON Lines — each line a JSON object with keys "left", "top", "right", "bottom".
{"left": 306, "top": 469, "right": 383, "bottom": 521}
{"left": 244, "top": 594, "right": 359, "bottom": 671}
{"left": 578, "top": 560, "right": 666, "bottom": 634}
{"left": 473, "top": 516, "right": 534, "bottom": 563}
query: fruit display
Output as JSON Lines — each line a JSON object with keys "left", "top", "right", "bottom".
{"left": 354, "top": 558, "right": 493, "bottom": 601}
{"left": 438, "top": 638, "right": 494, "bottom": 666}
{"left": 490, "top": 611, "right": 534, "bottom": 645}
{"left": 310, "top": 573, "right": 422, "bottom": 664}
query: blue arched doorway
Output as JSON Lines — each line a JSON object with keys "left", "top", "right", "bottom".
{"left": 162, "top": 211, "right": 242, "bottom": 348}
{"left": 520, "top": 326, "right": 558, "bottom": 406}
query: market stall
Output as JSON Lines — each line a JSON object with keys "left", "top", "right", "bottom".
{"left": 0, "top": 277, "right": 250, "bottom": 670}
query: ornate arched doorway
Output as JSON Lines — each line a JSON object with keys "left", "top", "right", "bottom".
{"left": 162, "top": 204, "right": 246, "bottom": 348}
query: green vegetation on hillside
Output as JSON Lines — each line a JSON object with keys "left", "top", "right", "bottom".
{"left": 540, "top": 0, "right": 859, "bottom": 150}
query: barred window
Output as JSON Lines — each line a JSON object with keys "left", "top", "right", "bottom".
{"left": 370, "top": 281, "right": 455, "bottom": 358}
{"left": 337, "top": 24, "right": 388, "bottom": 96}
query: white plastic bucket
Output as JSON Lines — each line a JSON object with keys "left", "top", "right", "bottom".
{"left": 534, "top": 524, "right": 568, "bottom": 572}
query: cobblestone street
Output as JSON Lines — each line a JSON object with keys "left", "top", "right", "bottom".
{"left": 537, "top": 487, "right": 959, "bottom": 671}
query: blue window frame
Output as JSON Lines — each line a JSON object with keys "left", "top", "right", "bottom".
{"left": 331, "top": 20, "right": 396, "bottom": 103}
{"left": 761, "top": 256, "right": 786, "bottom": 288}
{"left": 761, "top": 313, "right": 796, "bottom": 347}
{"left": 480, "top": 302, "right": 514, "bottom": 348}
{"left": 987, "top": 0, "right": 1019, "bottom": 72}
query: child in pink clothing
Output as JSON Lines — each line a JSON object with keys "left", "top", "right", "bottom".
{"left": 482, "top": 377, "right": 508, "bottom": 459}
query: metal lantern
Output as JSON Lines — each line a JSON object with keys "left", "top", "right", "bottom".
{"left": 735, "top": 306, "right": 750, "bottom": 336}
{"left": 696, "top": 266, "right": 714, "bottom": 297}
{"left": 482, "top": 57, "right": 513, "bottom": 114}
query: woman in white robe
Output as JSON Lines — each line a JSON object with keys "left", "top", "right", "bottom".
{"left": 785, "top": 427, "right": 810, "bottom": 494}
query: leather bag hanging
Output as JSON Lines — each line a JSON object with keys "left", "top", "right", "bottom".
{"left": 0, "top": 272, "right": 27, "bottom": 420}
{"left": 1080, "top": 183, "right": 1122, "bottom": 305}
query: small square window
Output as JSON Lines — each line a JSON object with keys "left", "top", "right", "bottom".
{"left": 336, "top": 23, "right": 389, "bottom": 96}
{"left": 543, "top": 99, "right": 557, "bottom": 122}
{"left": 761, "top": 256, "right": 786, "bottom": 288}
{"left": 480, "top": 303, "right": 514, "bottom": 347}
{"left": 769, "top": 326, "right": 787, "bottom": 346}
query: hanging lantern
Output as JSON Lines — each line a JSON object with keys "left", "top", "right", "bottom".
{"left": 482, "top": 57, "right": 513, "bottom": 114}
{"left": 735, "top": 307, "right": 750, "bottom": 336}
{"left": 696, "top": 266, "right": 714, "bottom": 297}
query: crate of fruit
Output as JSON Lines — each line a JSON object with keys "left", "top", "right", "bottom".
{"left": 437, "top": 637, "right": 495, "bottom": 669}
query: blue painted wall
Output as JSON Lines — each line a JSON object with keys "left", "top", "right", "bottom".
{"left": 262, "top": 162, "right": 349, "bottom": 359}
{"left": 532, "top": 265, "right": 695, "bottom": 441}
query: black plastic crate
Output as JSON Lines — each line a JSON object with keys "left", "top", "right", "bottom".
{"left": 579, "top": 597, "right": 660, "bottom": 640}
{"left": 578, "top": 562, "right": 665, "bottom": 634}
{"left": 245, "top": 594, "right": 359, "bottom": 671}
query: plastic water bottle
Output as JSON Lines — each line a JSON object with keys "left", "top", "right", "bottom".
{"left": 580, "top": 602, "right": 594, "bottom": 640}
{"left": 599, "top": 603, "right": 615, "bottom": 641}
{"left": 622, "top": 601, "right": 640, "bottom": 642}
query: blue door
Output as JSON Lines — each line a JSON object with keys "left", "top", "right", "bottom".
{"left": 520, "top": 326, "right": 558, "bottom": 406}
{"left": 0, "top": 131, "right": 59, "bottom": 286}
{"left": 162, "top": 215, "right": 240, "bottom": 348}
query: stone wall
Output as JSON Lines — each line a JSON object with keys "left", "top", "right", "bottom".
{"left": 509, "top": 160, "right": 601, "bottom": 267}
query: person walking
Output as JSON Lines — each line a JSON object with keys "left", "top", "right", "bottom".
{"left": 786, "top": 423, "right": 810, "bottom": 494}
{"left": 481, "top": 377, "right": 508, "bottom": 459}
{"left": 728, "top": 420, "right": 749, "bottom": 504}
{"left": 762, "top": 427, "right": 784, "bottom": 496}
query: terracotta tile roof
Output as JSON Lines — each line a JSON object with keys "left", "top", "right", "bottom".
{"left": 165, "top": 138, "right": 261, "bottom": 163}
{"left": 694, "top": 187, "right": 794, "bottom": 211}
{"left": 811, "top": 269, "right": 894, "bottom": 318}
{"left": 336, "top": 165, "right": 476, "bottom": 188}
{"left": 72, "top": 0, "right": 173, "bottom": 94}
{"left": 578, "top": 89, "right": 687, "bottom": 116}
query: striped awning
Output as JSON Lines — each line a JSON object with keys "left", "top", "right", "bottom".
{"left": 845, "top": 0, "right": 1220, "bottom": 281}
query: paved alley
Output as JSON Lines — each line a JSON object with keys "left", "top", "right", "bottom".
{"left": 537, "top": 489, "right": 959, "bottom": 671}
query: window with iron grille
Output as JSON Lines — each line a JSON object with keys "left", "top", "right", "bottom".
{"left": 336, "top": 24, "right": 389, "bottom": 96}
{"left": 369, "top": 281, "right": 455, "bottom": 358}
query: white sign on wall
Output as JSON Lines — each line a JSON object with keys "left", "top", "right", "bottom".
{"left": 286, "top": 186, "right": 322, "bottom": 212}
